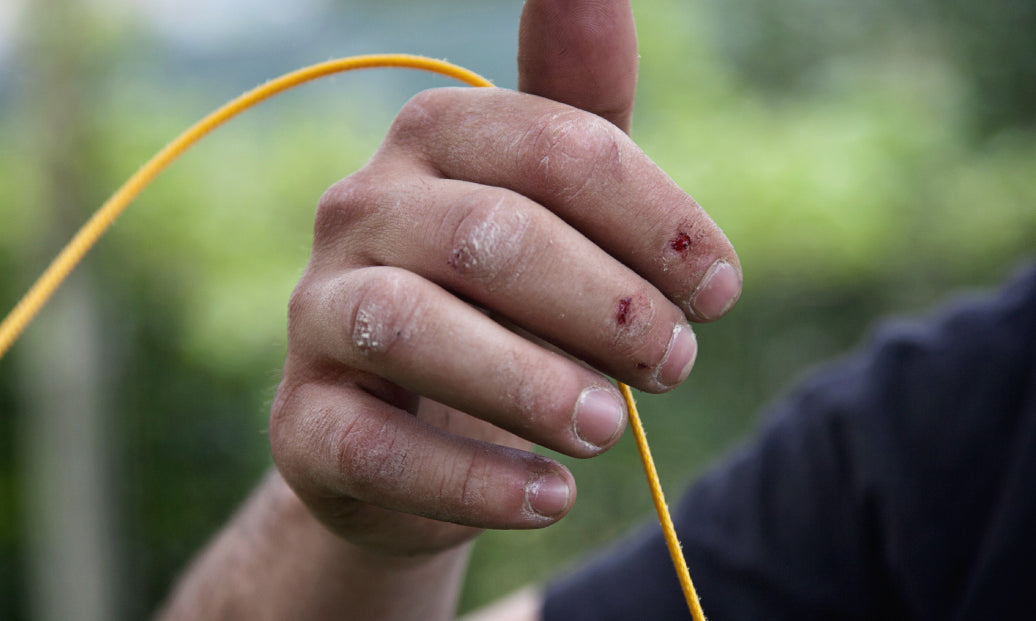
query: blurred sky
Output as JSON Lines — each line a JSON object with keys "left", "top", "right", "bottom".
{"left": 0, "top": 0, "right": 522, "bottom": 99}
{"left": 1, "top": 0, "right": 330, "bottom": 53}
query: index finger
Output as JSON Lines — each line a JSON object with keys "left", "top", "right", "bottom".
{"left": 382, "top": 87, "right": 742, "bottom": 323}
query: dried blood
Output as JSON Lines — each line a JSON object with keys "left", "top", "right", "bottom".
{"left": 669, "top": 232, "right": 691, "bottom": 253}
{"left": 616, "top": 297, "right": 633, "bottom": 325}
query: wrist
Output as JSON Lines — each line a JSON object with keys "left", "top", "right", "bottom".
{"left": 267, "top": 470, "right": 473, "bottom": 620}
{"left": 160, "top": 469, "right": 473, "bottom": 621}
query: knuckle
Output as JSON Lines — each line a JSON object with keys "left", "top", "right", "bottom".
{"left": 347, "top": 269, "right": 420, "bottom": 358}
{"left": 286, "top": 274, "right": 347, "bottom": 360}
{"left": 268, "top": 376, "right": 302, "bottom": 452}
{"left": 387, "top": 88, "right": 449, "bottom": 146}
{"left": 268, "top": 376, "right": 326, "bottom": 483}
{"left": 446, "top": 190, "right": 534, "bottom": 289}
{"left": 327, "top": 413, "right": 410, "bottom": 495}
{"left": 313, "top": 171, "right": 380, "bottom": 249}
{"left": 286, "top": 278, "right": 315, "bottom": 341}
{"left": 518, "top": 110, "right": 625, "bottom": 202}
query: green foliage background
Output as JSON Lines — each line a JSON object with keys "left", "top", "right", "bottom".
{"left": 0, "top": 0, "right": 1033, "bottom": 618}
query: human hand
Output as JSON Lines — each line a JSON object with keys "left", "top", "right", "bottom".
{"left": 269, "top": 0, "right": 741, "bottom": 557}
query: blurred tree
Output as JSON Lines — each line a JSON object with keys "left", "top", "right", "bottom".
{"left": 936, "top": 0, "right": 1036, "bottom": 133}
{"left": 706, "top": 0, "right": 1036, "bottom": 135}
{"left": 13, "top": 0, "right": 122, "bottom": 620}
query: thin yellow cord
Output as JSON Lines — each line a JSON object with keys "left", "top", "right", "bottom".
{"left": 621, "top": 382, "right": 707, "bottom": 620}
{"left": 0, "top": 53, "right": 705, "bottom": 618}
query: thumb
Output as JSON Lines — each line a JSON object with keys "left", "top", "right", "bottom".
{"left": 518, "top": 0, "right": 638, "bottom": 133}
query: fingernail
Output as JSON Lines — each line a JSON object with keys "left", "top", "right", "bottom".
{"left": 526, "top": 474, "right": 570, "bottom": 518}
{"left": 689, "top": 259, "right": 741, "bottom": 321}
{"left": 573, "top": 387, "right": 626, "bottom": 449}
{"left": 656, "top": 323, "right": 698, "bottom": 387}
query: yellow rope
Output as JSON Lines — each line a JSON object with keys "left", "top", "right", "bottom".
{"left": 0, "top": 53, "right": 705, "bottom": 619}
{"left": 621, "top": 382, "right": 707, "bottom": 620}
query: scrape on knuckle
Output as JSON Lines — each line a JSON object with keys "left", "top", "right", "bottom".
{"left": 347, "top": 271, "right": 418, "bottom": 357}
{"left": 447, "top": 191, "right": 532, "bottom": 286}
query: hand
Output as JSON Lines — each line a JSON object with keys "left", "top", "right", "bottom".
{"left": 269, "top": 0, "right": 741, "bottom": 557}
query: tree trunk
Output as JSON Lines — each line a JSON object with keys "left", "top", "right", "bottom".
{"left": 15, "top": 0, "right": 122, "bottom": 619}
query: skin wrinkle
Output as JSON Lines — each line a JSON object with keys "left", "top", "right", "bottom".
{"left": 343, "top": 413, "right": 413, "bottom": 499}
{"left": 322, "top": 405, "right": 368, "bottom": 493}
{"left": 525, "top": 112, "right": 624, "bottom": 205}
{"left": 497, "top": 349, "right": 543, "bottom": 435}
{"left": 379, "top": 424, "right": 413, "bottom": 495}
{"left": 455, "top": 450, "right": 487, "bottom": 512}
{"left": 513, "top": 110, "right": 561, "bottom": 185}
